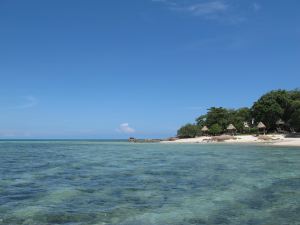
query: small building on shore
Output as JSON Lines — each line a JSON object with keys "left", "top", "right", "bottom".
{"left": 257, "top": 122, "right": 266, "bottom": 135}
{"left": 201, "top": 126, "right": 209, "bottom": 135}
{"left": 227, "top": 124, "right": 236, "bottom": 135}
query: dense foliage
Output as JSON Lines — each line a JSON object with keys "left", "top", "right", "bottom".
{"left": 177, "top": 123, "right": 200, "bottom": 138}
{"left": 209, "top": 124, "right": 223, "bottom": 136}
{"left": 177, "top": 89, "right": 300, "bottom": 138}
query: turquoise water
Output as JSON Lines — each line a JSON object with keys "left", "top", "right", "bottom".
{"left": 0, "top": 141, "right": 300, "bottom": 225}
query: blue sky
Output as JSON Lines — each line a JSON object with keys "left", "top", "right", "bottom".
{"left": 0, "top": 0, "right": 299, "bottom": 139}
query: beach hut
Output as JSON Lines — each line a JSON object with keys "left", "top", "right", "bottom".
{"left": 201, "top": 126, "right": 209, "bottom": 136}
{"left": 257, "top": 122, "right": 266, "bottom": 135}
{"left": 227, "top": 124, "right": 236, "bottom": 135}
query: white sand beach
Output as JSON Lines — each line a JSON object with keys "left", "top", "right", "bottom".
{"left": 162, "top": 134, "right": 300, "bottom": 147}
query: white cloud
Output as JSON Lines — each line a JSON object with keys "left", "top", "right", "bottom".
{"left": 116, "top": 123, "right": 136, "bottom": 134}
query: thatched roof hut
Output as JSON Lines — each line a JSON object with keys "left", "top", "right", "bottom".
{"left": 227, "top": 124, "right": 236, "bottom": 135}
{"left": 257, "top": 122, "right": 266, "bottom": 129}
{"left": 227, "top": 124, "right": 236, "bottom": 130}
{"left": 257, "top": 122, "right": 266, "bottom": 134}
{"left": 201, "top": 126, "right": 209, "bottom": 132}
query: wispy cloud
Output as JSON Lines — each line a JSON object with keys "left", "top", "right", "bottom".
{"left": 116, "top": 123, "right": 136, "bottom": 134}
{"left": 152, "top": 0, "right": 260, "bottom": 23}
{"left": 16, "top": 95, "right": 38, "bottom": 109}
{"left": 181, "top": 1, "right": 229, "bottom": 16}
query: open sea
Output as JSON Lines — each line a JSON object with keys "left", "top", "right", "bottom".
{"left": 0, "top": 140, "right": 300, "bottom": 225}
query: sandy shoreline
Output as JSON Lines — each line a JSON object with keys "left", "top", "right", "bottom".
{"left": 162, "top": 134, "right": 300, "bottom": 147}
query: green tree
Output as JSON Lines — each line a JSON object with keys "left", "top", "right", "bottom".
{"left": 177, "top": 124, "right": 200, "bottom": 138}
{"left": 290, "top": 109, "right": 300, "bottom": 132}
{"left": 209, "top": 123, "right": 223, "bottom": 136}
{"left": 289, "top": 89, "right": 300, "bottom": 100}
{"left": 251, "top": 90, "right": 291, "bottom": 131}
{"left": 196, "top": 115, "right": 207, "bottom": 127}
{"left": 288, "top": 100, "right": 300, "bottom": 132}
{"left": 205, "top": 107, "right": 234, "bottom": 130}
{"left": 232, "top": 107, "right": 252, "bottom": 132}
{"left": 195, "top": 107, "right": 251, "bottom": 134}
{"left": 286, "top": 89, "right": 300, "bottom": 129}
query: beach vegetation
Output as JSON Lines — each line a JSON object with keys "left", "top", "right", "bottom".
{"left": 204, "top": 107, "right": 234, "bottom": 131}
{"left": 177, "top": 89, "right": 300, "bottom": 137}
{"left": 209, "top": 124, "right": 223, "bottom": 136}
{"left": 177, "top": 123, "right": 201, "bottom": 138}
{"left": 289, "top": 100, "right": 300, "bottom": 132}
{"left": 251, "top": 90, "right": 290, "bottom": 131}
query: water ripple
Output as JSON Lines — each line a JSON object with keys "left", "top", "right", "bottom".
{"left": 0, "top": 141, "right": 300, "bottom": 225}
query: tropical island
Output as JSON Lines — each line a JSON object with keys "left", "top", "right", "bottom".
{"left": 163, "top": 89, "right": 300, "bottom": 146}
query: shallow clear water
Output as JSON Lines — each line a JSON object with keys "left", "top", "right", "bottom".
{"left": 0, "top": 140, "right": 300, "bottom": 225}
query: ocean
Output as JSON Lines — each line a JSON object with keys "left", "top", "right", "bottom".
{"left": 0, "top": 140, "right": 300, "bottom": 225}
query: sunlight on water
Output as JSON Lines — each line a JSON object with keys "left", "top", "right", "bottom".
{"left": 0, "top": 141, "right": 300, "bottom": 225}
